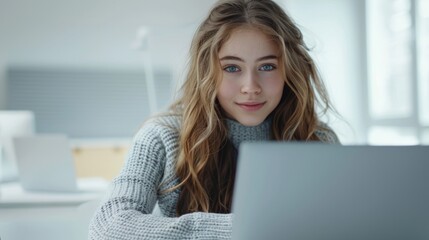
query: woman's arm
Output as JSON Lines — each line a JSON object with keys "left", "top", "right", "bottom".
{"left": 88, "top": 123, "right": 232, "bottom": 240}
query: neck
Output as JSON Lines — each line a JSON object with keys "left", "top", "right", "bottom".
{"left": 225, "top": 117, "right": 272, "bottom": 149}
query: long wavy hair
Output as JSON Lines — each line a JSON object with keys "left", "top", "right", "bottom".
{"left": 166, "top": 0, "right": 334, "bottom": 216}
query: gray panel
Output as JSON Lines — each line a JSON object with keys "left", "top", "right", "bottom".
{"left": 232, "top": 144, "right": 429, "bottom": 240}
{"left": 6, "top": 67, "right": 172, "bottom": 138}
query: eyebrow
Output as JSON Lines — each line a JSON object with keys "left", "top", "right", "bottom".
{"left": 219, "top": 55, "right": 278, "bottom": 62}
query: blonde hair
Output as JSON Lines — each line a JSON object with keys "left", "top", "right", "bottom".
{"left": 167, "top": 0, "right": 334, "bottom": 216}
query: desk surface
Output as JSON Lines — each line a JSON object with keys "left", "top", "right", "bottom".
{"left": 0, "top": 177, "right": 108, "bottom": 208}
{"left": 0, "top": 178, "right": 108, "bottom": 240}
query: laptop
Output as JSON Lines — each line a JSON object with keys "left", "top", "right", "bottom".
{"left": 12, "top": 134, "right": 79, "bottom": 192}
{"left": 232, "top": 143, "right": 429, "bottom": 240}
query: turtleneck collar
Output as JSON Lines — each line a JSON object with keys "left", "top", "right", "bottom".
{"left": 225, "top": 117, "right": 272, "bottom": 149}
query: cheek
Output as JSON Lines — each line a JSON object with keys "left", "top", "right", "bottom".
{"left": 271, "top": 86, "right": 284, "bottom": 106}
{"left": 218, "top": 79, "right": 238, "bottom": 100}
{"left": 263, "top": 76, "right": 285, "bottom": 100}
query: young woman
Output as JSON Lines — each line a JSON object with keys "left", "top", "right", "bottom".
{"left": 89, "top": 0, "right": 340, "bottom": 239}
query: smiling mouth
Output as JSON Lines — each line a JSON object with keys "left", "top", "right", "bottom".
{"left": 236, "top": 102, "right": 265, "bottom": 111}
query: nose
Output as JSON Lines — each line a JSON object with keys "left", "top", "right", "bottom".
{"left": 240, "top": 70, "right": 261, "bottom": 95}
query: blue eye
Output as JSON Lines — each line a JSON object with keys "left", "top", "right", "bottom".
{"left": 259, "top": 64, "right": 276, "bottom": 71}
{"left": 224, "top": 65, "right": 240, "bottom": 73}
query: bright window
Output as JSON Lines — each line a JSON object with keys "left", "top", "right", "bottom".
{"left": 366, "top": 0, "right": 429, "bottom": 145}
{"left": 418, "top": 0, "right": 429, "bottom": 125}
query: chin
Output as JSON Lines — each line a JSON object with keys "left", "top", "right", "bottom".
{"left": 237, "top": 118, "right": 265, "bottom": 127}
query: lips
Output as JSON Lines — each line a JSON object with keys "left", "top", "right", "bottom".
{"left": 236, "top": 102, "right": 265, "bottom": 111}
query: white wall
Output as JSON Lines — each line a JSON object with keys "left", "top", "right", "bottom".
{"left": 283, "top": 0, "right": 367, "bottom": 144}
{"left": 0, "top": 0, "right": 215, "bottom": 108}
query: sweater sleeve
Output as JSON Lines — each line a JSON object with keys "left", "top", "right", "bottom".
{"left": 88, "top": 123, "right": 233, "bottom": 240}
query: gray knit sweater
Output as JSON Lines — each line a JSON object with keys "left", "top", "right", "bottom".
{"left": 88, "top": 115, "right": 339, "bottom": 239}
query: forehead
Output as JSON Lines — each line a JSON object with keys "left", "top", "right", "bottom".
{"left": 218, "top": 27, "right": 279, "bottom": 59}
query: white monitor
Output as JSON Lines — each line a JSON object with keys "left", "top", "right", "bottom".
{"left": 0, "top": 111, "right": 35, "bottom": 182}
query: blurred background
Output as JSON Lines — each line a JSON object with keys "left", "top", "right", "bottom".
{"left": 0, "top": 0, "right": 428, "bottom": 179}
{"left": 0, "top": 0, "right": 428, "bottom": 239}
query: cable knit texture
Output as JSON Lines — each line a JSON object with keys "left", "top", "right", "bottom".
{"left": 88, "top": 115, "right": 339, "bottom": 239}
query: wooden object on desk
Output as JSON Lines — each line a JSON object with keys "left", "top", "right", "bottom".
{"left": 72, "top": 146, "right": 128, "bottom": 181}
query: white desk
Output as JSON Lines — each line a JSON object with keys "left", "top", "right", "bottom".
{"left": 0, "top": 178, "right": 108, "bottom": 240}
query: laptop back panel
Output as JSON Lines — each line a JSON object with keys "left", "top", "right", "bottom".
{"left": 232, "top": 143, "right": 429, "bottom": 240}
{"left": 13, "top": 135, "right": 78, "bottom": 192}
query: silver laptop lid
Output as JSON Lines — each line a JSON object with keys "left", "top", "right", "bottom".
{"left": 232, "top": 143, "right": 429, "bottom": 240}
{"left": 13, "top": 134, "right": 78, "bottom": 192}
